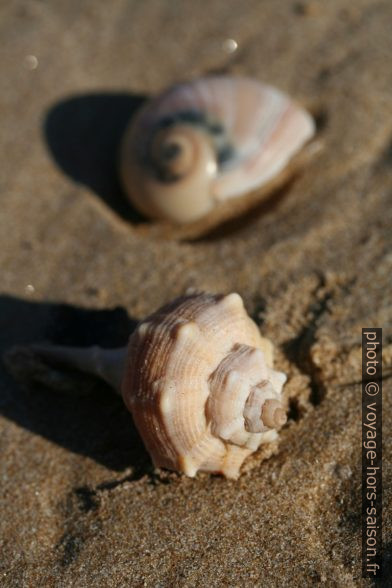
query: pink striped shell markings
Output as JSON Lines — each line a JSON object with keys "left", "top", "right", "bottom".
{"left": 121, "top": 292, "right": 287, "bottom": 479}
{"left": 120, "top": 76, "right": 315, "bottom": 227}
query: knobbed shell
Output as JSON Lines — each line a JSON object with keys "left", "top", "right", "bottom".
{"left": 122, "top": 292, "right": 287, "bottom": 479}
{"left": 120, "top": 76, "right": 315, "bottom": 233}
{"left": 9, "top": 292, "right": 287, "bottom": 480}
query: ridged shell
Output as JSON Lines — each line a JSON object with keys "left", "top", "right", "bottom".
{"left": 121, "top": 292, "right": 287, "bottom": 479}
{"left": 120, "top": 76, "right": 315, "bottom": 229}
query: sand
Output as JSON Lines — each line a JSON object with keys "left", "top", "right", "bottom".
{"left": 0, "top": 0, "right": 391, "bottom": 586}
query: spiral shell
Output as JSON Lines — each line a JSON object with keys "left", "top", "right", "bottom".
{"left": 121, "top": 292, "right": 287, "bottom": 479}
{"left": 120, "top": 76, "right": 315, "bottom": 231}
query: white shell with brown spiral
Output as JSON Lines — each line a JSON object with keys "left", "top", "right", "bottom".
{"left": 120, "top": 75, "right": 315, "bottom": 229}
{"left": 121, "top": 292, "right": 287, "bottom": 479}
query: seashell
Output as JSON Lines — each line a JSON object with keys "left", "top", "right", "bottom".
{"left": 18, "top": 292, "right": 287, "bottom": 480}
{"left": 120, "top": 76, "right": 315, "bottom": 234}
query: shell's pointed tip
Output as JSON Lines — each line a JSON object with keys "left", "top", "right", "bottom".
{"left": 251, "top": 348, "right": 264, "bottom": 362}
{"left": 278, "top": 371, "right": 288, "bottom": 385}
{"left": 225, "top": 369, "right": 241, "bottom": 387}
{"left": 137, "top": 321, "right": 150, "bottom": 337}
{"left": 178, "top": 455, "right": 198, "bottom": 477}
{"left": 221, "top": 464, "right": 241, "bottom": 480}
{"left": 153, "top": 379, "right": 176, "bottom": 415}
{"left": 185, "top": 286, "right": 202, "bottom": 296}
{"left": 222, "top": 292, "right": 243, "bottom": 309}
{"left": 175, "top": 321, "right": 200, "bottom": 341}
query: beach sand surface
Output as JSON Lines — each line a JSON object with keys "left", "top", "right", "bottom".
{"left": 0, "top": 1, "right": 391, "bottom": 586}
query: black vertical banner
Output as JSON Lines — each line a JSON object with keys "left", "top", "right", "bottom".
{"left": 362, "top": 328, "right": 382, "bottom": 578}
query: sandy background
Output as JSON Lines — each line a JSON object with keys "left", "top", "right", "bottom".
{"left": 0, "top": 0, "right": 391, "bottom": 586}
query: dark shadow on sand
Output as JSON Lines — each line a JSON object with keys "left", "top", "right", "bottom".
{"left": 44, "top": 92, "right": 146, "bottom": 223}
{"left": 0, "top": 295, "right": 150, "bottom": 472}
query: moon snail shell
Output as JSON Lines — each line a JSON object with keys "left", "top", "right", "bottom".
{"left": 26, "top": 292, "right": 288, "bottom": 480}
{"left": 120, "top": 76, "right": 315, "bottom": 232}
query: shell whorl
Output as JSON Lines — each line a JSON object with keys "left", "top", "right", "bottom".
{"left": 120, "top": 76, "right": 315, "bottom": 227}
{"left": 121, "top": 292, "right": 287, "bottom": 479}
{"left": 207, "top": 344, "right": 287, "bottom": 451}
